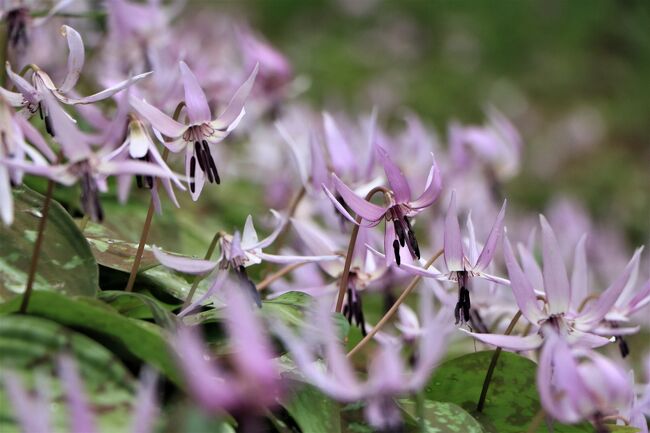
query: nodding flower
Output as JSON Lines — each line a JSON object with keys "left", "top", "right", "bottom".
{"left": 130, "top": 61, "right": 259, "bottom": 200}
{"left": 323, "top": 145, "right": 442, "bottom": 268}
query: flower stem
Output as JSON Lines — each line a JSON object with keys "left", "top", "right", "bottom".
{"left": 476, "top": 310, "right": 522, "bottom": 412}
{"left": 346, "top": 248, "right": 444, "bottom": 359}
{"left": 20, "top": 179, "right": 56, "bottom": 313}
{"left": 124, "top": 148, "right": 169, "bottom": 292}
{"left": 525, "top": 408, "right": 545, "bottom": 433}
{"left": 182, "top": 231, "right": 223, "bottom": 309}
{"left": 415, "top": 391, "right": 427, "bottom": 433}
{"left": 256, "top": 261, "right": 309, "bottom": 292}
{"left": 335, "top": 186, "right": 390, "bottom": 313}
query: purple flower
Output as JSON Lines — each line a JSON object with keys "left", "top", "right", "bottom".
{"left": 465, "top": 216, "right": 644, "bottom": 351}
{"left": 170, "top": 284, "right": 281, "bottom": 415}
{"left": 324, "top": 144, "right": 442, "bottom": 267}
{"left": 130, "top": 61, "right": 258, "bottom": 199}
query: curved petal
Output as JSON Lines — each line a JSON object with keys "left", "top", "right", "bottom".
{"left": 461, "top": 329, "right": 543, "bottom": 351}
{"left": 409, "top": 153, "right": 442, "bottom": 209}
{"left": 58, "top": 355, "right": 97, "bottom": 433}
{"left": 255, "top": 251, "right": 340, "bottom": 265}
{"left": 179, "top": 61, "right": 211, "bottom": 124}
{"left": 331, "top": 173, "right": 387, "bottom": 222}
{"left": 58, "top": 26, "right": 85, "bottom": 93}
{"left": 129, "top": 95, "right": 187, "bottom": 138}
{"left": 61, "top": 72, "right": 153, "bottom": 105}
{"left": 241, "top": 215, "right": 259, "bottom": 250}
{"left": 212, "top": 64, "right": 258, "bottom": 130}
{"left": 376, "top": 144, "right": 410, "bottom": 203}
{"left": 475, "top": 200, "right": 507, "bottom": 271}
{"left": 443, "top": 191, "right": 464, "bottom": 272}
{"left": 570, "top": 234, "right": 589, "bottom": 311}
{"left": 152, "top": 246, "right": 217, "bottom": 274}
{"left": 323, "top": 112, "right": 355, "bottom": 174}
{"left": 504, "top": 236, "right": 545, "bottom": 324}
{"left": 248, "top": 210, "right": 285, "bottom": 250}
{"left": 540, "top": 215, "right": 571, "bottom": 314}
{"left": 5, "top": 63, "right": 40, "bottom": 104}
{"left": 15, "top": 116, "right": 56, "bottom": 162}
{"left": 0, "top": 165, "right": 13, "bottom": 225}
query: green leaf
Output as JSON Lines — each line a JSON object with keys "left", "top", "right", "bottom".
{"left": 400, "top": 399, "right": 484, "bottom": 433}
{"left": 97, "top": 290, "right": 179, "bottom": 329}
{"left": 0, "top": 291, "right": 182, "bottom": 386}
{"left": 281, "top": 381, "right": 341, "bottom": 433}
{"left": 0, "top": 315, "right": 142, "bottom": 433}
{"left": 84, "top": 221, "right": 158, "bottom": 273}
{"left": 607, "top": 426, "right": 641, "bottom": 433}
{"left": 0, "top": 186, "right": 98, "bottom": 301}
{"left": 425, "top": 350, "right": 592, "bottom": 433}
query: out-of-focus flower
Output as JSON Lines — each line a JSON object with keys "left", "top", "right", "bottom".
{"left": 276, "top": 288, "right": 451, "bottom": 430}
{"left": 324, "top": 145, "right": 442, "bottom": 267}
{"left": 537, "top": 330, "right": 632, "bottom": 428}
{"left": 170, "top": 285, "right": 281, "bottom": 415}
{"left": 466, "top": 216, "right": 643, "bottom": 351}
{"left": 130, "top": 61, "right": 258, "bottom": 199}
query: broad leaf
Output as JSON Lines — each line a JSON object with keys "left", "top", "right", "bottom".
{"left": 400, "top": 399, "right": 484, "bottom": 433}
{"left": 98, "top": 290, "right": 179, "bottom": 329}
{"left": 0, "top": 186, "right": 98, "bottom": 301}
{"left": 282, "top": 381, "right": 341, "bottom": 433}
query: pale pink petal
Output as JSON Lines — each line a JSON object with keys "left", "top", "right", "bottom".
{"left": 461, "top": 329, "right": 543, "bottom": 351}
{"left": 62, "top": 72, "right": 153, "bottom": 105}
{"left": 570, "top": 234, "right": 589, "bottom": 311}
{"left": 179, "top": 61, "right": 211, "bottom": 124}
{"left": 255, "top": 251, "right": 340, "bottom": 264}
{"left": 443, "top": 192, "right": 464, "bottom": 272}
{"left": 474, "top": 200, "right": 507, "bottom": 271}
{"left": 409, "top": 154, "right": 442, "bottom": 209}
{"left": 212, "top": 64, "right": 259, "bottom": 130}
{"left": 5, "top": 63, "right": 40, "bottom": 104}
{"left": 15, "top": 116, "right": 56, "bottom": 161}
{"left": 323, "top": 112, "right": 355, "bottom": 174}
{"left": 376, "top": 145, "right": 411, "bottom": 203}
{"left": 540, "top": 215, "right": 571, "bottom": 314}
{"left": 58, "top": 354, "right": 97, "bottom": 433}
{"left": 153, "top": 246, "right": 217, "bottom": 274}
{"left": 131, "top": 368, "right": 159, "bottom": 433}
{"left": 332, "top": 173, "right": 387, "bottom": 222}
{"left": 0, "top": 165, "right": 13, "bottom": 225}
{"left": 129, "top": 95, "right": 187, "bottom": 138}
{"left": 504, "top": 236, "right": 545, "bottom": 324}
{"left": 58, "top": 26, "right": 85, "bottom": 93}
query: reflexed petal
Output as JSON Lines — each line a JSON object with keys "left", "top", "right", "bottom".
{"left": 99, "top": 160, "right": 183, "bottom": 188}
{"left": 2, "top": 371, "right": 51, "bottom": 433}
{"left": 323, "top": 112, "right": 355, "bottom": 174}
{"left": 256, "top": 251, "right": 340, "bottom": 264}
{"left": 247, "top": 209, "right": 285, "bottom": 250}
{"left": 0, "top": 165, "right": 13, "bottom": 225}
{"left": 504, "top": 236, "right": 545, "bottom": 324}
{"left": 409, "top": 154, "right": 442, "bottom": 209}
{"left": 518, "top": 242, "right": 544, "bottom": 291}
{"left": 212, "top": 64, "right": 259, "bottom": 130}
{"left": 0, "top": 86, "right": 27, "bottom": 107}
{"left": 331, "top": 173, "right": 387, "bottom": 222}
{"left": 376, "top": 145, "right": 411, "bottom": 203}
{"left": 179, "top": 61, "right": 211, "bottom": 124}
{"left": 16, "top": 116, "right": 56, "bottom": 162}
{"left": 475, "top": 200, "right": 507, "bottom": 271}
{"left": 540, "top": 215, "right": 571, "bottom": 314}
{"left": 461, "top": 329, "right": 543, "bottom": 351}
{"left": 178, "top": 271, "right": 228, "bottom": 318}
{"left": 42, "top": 89, "right": 92, "bottom": 159}
{"left": 58, "top": 354, "right": 97, "bottom": 433}
{"left": 59, "top": 26, "right": 85, "bottom": 93}
{"left": 153, "top": 246, "right": 217, "bottom": 274}
{"left": 241, "top": 215, "right": 259, "bottom": 250}
{"left": 131, "top": 369, "right": 159, "bottom": 433}
{"left": 291, "top": 218, "right": 340, "bottom": 276}
{"left": 275, "top": 121, "right": 308, "bottom": 187}
{"left": 60, "top": 72, "right": 153, "bottom": 105}
{"left": 443, "top": 191, "right": 464, "bottom": 272}
{"left": 570, "top": 234, "right": 589, "bottom": 311}
{"left": 129, "top": 96, "right": 187, "bottom": 138}
{"left": 5, "top": 63, "right": 40, "bottom": 104}
{"left": 309, "top": 130, "right": 329, "bottom": 191}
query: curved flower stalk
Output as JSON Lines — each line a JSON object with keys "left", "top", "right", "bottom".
{"left": 153, "top": 211, "right": 340, "bottom": 309}
{"left": 1, "top": 88, "right": 184, "bottom": 221}
{"left": 5, "top": 25, "right": 152, "bottom": 118}
{"left": 170, "top": 284, "right": 281, "bottom": 417}
{"left": 275, "top": 288, "right": 451, "bottom": 430}
{"left": 130, "top": 61, "right": 259, "bottom": 199}
{"left": 2, "top": 355, "right": 159, "bottom": 433}
{"left": 537, "top": 330, "right": 632, "bottom": 429}
{"left": 466, "top": 216, "right": 644, "bottom": 351}
{"left": 324, "top": 145, "right": 442, "bottom": 267}
{"left": 0, "top": 92, "right": 54, "bottom": 225}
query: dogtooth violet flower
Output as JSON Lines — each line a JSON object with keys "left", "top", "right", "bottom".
{"left": 465, "top": 216, "right": 644, "bottom": 351}
{"left": 323, "top": 144, "right": 442, "bottom": 267}
{"left": 130, "top": 61, "right": 259, "bottom": 199}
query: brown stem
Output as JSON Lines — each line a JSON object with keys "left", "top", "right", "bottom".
{"left": 20, "top": 179, "right": 56, "bottom": 313}
{"left": 346, "top": 248, "right": 444, "bottom": 359}
{"left": 525, "top": 408, "right": 546, "bottom": 433}
{"left": 182, "top": 231, "right": 223, "bottom": 309}
{"left": 477, "top": 310, "right": 523, "bottom": 412}
{"left": 335, "top": 186, "right": 390, "bottom": 313}
{"left": 256, "top": 261, "right": 308, "bottom": 292}
{"left": 124, "top": 148, "right": 170, "bottom": 292}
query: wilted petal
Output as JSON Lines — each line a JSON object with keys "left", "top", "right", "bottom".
{"left": 212, "top": 64, "right": 259, "bottom": 130}
{"left": 129, "top": 95, "right": 187, "bottom": 138}
{"left": 376, "top": 145, "right": 411, "bottom": 204}
{"left": 504, "top": 236, "right": 545, "bottom": 324}
{"left": 179, "top": 61, "right": 211, "bottom": 124}
{"left": 409, "top": 153, "right": 442, "bottom": 209}
{"left": 474, "top": 200, "right": 507, "bottom": 271}
{"left": 153, "top": 246, "right": 217, "bottom": 274}
{"left": 443, "top": 192, "right": 464, "bottom": 272}
{"left": 540, "top": 215, "right": 571, "bottom": 314}
{"left": 331, "top": 173, "right": 386, "bottom": 222}
{"left": 59, "top": 25, "right": 85, "bottom": 93}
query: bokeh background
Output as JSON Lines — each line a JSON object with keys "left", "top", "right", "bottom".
{"left": 211, "top": 0, "right": 649, "bottom": 245}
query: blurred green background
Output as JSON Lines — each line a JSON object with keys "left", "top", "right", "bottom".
{"left": 218, "top": 0, "right": 650, "bottom": 244}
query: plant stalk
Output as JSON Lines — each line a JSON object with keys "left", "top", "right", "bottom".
{"left": 182, "top": 231, "right": 223, "bottom": 309}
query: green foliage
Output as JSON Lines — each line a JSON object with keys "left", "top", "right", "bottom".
{"left": 281, "top": 381, "right": 342, "bottom": 433}
{"left": 0, "top": 186, "right": 98, "bottom": 301}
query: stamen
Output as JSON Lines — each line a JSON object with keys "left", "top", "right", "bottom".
{"left": 189, "top": 156, "right": 196, "bottom": 193}
{"left": 616, "top": 336, "right": 630, "bottom": 358}
{"left": 194, "top": 141, "right": 207, "bottom": 172}
{"left": 392, "top": 239, "right": 401, "bottom": 266}
{"left": 407, "top": 229, "right": 420, "bottom": 259}
{"left": 203, "top": 141, "right": 221, "bottom": 184}
{"left": 236, "top": 265, "right": 262, "bottom": 308}
{"left": 394, "top": 220, "right": 406, "bottom": 247}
